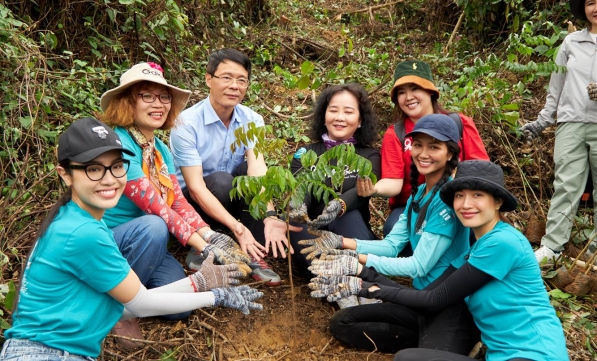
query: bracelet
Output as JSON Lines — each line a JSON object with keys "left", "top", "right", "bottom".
{"left": 202, "top": 229, "right": 216, "bottom": 242}
{"left": 338, "top": 199, "right": 347, "bottom": 217}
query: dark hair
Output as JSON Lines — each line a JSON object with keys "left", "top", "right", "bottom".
{"left": 392, "top": 91, "right": 447, "bottom": 125}
{"left": 14, "top": 160, "right": 73, "bottom": 312}
{"left": 407, "top": 140, "right": 460, "bottom": 234}
{"left": 206, "top": 48, "right": 252, "bottom": 78}
{"left": 309, "top": 83, "right": 379, "bottom": 146}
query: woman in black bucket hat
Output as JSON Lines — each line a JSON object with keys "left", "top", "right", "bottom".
{"left": 309, "top": 160, "right": 569, "bottom": 361}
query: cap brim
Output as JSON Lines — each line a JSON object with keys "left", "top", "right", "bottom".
{"left": 404, "top": 129, "right": 451, "bottom": 142}
{"left": 100, "top": 80, "right": 191, "bottom": 112}
{"left": 440, "top": 177, "right": 518, "bottom": 212}
{"left": 68, "top": 146, "right": 135, "bottom": 163}
{"left": 390, "top": 75, "right": 440, "bottom": 103}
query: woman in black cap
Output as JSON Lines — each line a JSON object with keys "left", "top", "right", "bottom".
{"left": 0, "top": 117, "right": 261, "bottom": 361}
{"left": 522, "top": 0, "right": 597, "bottom": 263}
{"left": 310, "top": 160, "right": 568, "bottom": 361}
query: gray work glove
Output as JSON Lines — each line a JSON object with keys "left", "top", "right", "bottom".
{"left": 297, "top": 230, "right": 343, "bottom": 260}
{"left": 519, "top": 119, "right": 549, "bottom": 140}
{"left": 203, "top": 244, "right": 252, "bottom": 277}
{"left": 205, "top": 231, "right": 251, "bottom": 272}
{"left": 288, "top": 202, "right": 309, "bottom": 223}
{"left": 588, "top": 82, "right": 597, "bottom": 101}
{"left": 308, "top": 275, "right": 362, "bottom": 302}
{"left": 189, "top": 252, "right": 244, "bottom": 292}
{"left": 308, "top": 254, "right": 358, "bottom": 277}
{"left": 308, "top": 199, "right": 343, "bottom": 229}
{"left": 212, "top": 285, "right": 264, "bottom": 315}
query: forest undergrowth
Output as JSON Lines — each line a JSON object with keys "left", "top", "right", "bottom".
{"left": 1, "top": 0, "right": 596, "bottom": 359}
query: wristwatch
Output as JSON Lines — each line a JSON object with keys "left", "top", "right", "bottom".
{"left": 265, "top": 210, "right": 278, "bottom": 218}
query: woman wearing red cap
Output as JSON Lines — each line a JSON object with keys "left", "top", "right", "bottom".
{"left": 357, "top": 60, "right": 488, "bottom": 238}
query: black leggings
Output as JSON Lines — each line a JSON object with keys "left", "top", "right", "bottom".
{"left": 330, "top": 301, "right": 479, "bottom": 354}
{"left": 394, "top": 348, "right": 534, "bottom": 361}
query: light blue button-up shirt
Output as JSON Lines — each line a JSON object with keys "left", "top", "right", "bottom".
{"left": 170, "top": 96, "right": 264, "bottom": 192}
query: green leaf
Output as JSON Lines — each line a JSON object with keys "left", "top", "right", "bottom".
{"left": 296, "top": 75, "right": 311, "bottom": 90}
{"left": 300, "top": 60, "right": 315, "bottom": 75}
{"left": 18, "top": 116, "right": 32, "bottom": 128}
{"left": 549, "top": 289, "right": 571, "bottom": 300}
{"left": 4, "top": 280, "right": 16, "bottom": 310}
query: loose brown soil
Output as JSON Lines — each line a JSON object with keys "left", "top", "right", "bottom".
{"left": 104, "top": 256, "right": 394, "bottom": 361}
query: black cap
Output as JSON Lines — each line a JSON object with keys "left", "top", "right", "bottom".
{"left": 405, "top": 114, "right": 460, "bottom": 143}
{"left": 58, "top": 117, "right": 134, "bottom": 163}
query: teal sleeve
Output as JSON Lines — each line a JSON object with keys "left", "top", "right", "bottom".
{"left": 365, "top": 232, "right": 451, "bottom": 278}
{"left": 468, "top": 231, "right": 519, "bottom": 281}
{"left": 356, "top": 213, "right": 409, "bottom": 257}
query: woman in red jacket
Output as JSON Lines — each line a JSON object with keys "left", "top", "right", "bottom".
{"left": 358, "top": 60, "right": 488, "bottom": 238}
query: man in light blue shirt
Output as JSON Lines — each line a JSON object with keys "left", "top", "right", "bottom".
{"left": 171, "top": 49, "right": 298, "bottom": 286}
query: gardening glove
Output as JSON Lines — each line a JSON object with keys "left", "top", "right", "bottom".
{"left": 308, "top": 254, "right": 358, "bottom": 277}
{"left": 203, "top": 244, "right": 252, "bottom": 277}
{"left": 205, "top": 231, "right": 251, "bottom": 266}
{"left": 297, "top": 230, "right": 343, "bottom": 260}
{"left": 289, "top": 202, "right": 309, "bottom": 223}
{"left": 308, "top": 199, "right": 344, "bottom": 229}
{"left": 588, "top": 82, "right": 597, "bottom": 101}
{"left": 308, "top": 275, "right": 362, "bottom": 302}
{"left": 189, "top": 252, "right": 244, "bottom": 292}
{"left": 211, "top": 285, "right": 264, "bottom": 315}
{"left": 319, "top": 248, "right": 359, "bottom": 258}
{"left": 519, "top": 119, "right": 549, "bottom": 140}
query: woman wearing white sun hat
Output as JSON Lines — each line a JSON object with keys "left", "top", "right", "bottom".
{"left": 99, "top": 62, "right": 252, "bottom": 350}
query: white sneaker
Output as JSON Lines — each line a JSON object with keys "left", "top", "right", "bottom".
{"left": 534, "top": 245, "right": 560, "bottom": 263}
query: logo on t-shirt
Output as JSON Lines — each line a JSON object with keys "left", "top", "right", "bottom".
{"left": 440, "top": 209, "right": 452, "bottom": 221}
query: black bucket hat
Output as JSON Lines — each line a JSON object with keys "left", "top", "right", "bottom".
{"left": 440, "top": 160, "right": 518, "bottom": 212}
{"left": 570, "top": 0, "right": 587, "bottom": 21}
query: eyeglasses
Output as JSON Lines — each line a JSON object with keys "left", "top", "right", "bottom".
{"left": 211, "top": 75, "right": 249, "bottom": 88}
{"left": 137, "top": 93, "right": 173, "bottom": 104}
{"left": 68, "top": 160, "right": 130, "bottom": 181}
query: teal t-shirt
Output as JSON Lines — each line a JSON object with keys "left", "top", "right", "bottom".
{"left": 359, "top": 183, "right": 470, "bottom": 289}
{"left": 103, "top": 127, "right": 176, "bottom": 228}
{"left": 460, "top": 221, "right": 569, "bottom": 361}
{"left": 5, "top": 201, "right": 130, "bottom": 357}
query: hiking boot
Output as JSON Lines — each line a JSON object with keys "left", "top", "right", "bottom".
{"left": 112, "top": 318, "right": 144, "bottom": 351}
{"left": 249, "top": 257, "right": 281, "bottom": 286}
{"left": 336, "top": 295, "right": 360, "bottom": 309}
{"left": 186, "top": 247, "right": 205, "bottom": 271}
{"left": 534, "top": 245, "right": 560, "bottom": 263}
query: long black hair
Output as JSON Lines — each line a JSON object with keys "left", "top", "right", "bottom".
{"left": 406, "top": 140, "right": 460, "bottom": 234}
{"left": 13, "top": 160, "right": 72, "bottom": 312}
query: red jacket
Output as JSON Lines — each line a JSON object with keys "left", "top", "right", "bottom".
{"left": 381, "top": 113, "right": 489, "bottom": 208}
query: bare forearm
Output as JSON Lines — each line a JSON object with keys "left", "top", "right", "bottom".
{"left": 373, "top": 178, "right": 403, "bottom": 198}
